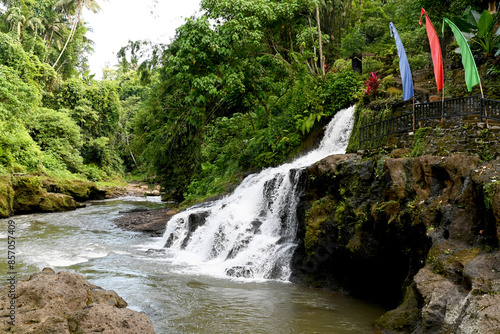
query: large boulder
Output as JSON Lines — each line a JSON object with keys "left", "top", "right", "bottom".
{"left": 0, "top": 268, "right": 155, "bottom": 333}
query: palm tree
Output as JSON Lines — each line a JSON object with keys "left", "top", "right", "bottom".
{"left": 6, "top": 6, "right": 26, "bottom": 37}
{"left": 23, "top": 15, "right": 44, "bottom": 52}
{"left": 42, "top": 10, "right": 66, "bottom": 50}
{"left": 52, "top": 0, "right": 102, "bottom": 68}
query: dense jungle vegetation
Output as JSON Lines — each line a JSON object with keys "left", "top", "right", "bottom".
{"left": 0, "top": 0, "right": 498, "bottom": 204}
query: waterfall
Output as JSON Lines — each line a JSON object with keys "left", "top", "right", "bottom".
{"left": 159, "top": 105, "right": 355, "bottom": 281}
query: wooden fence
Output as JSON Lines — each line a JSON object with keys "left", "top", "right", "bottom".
{"left": 359, "top": 95, "right": 500, "bottom": 149}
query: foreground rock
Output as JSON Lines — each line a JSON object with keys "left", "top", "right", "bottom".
{"left": 291, "top": 153, "right": 500, "bottom": 333}
{"left": 0, "top": 268, "right": 155, "bottom": 333}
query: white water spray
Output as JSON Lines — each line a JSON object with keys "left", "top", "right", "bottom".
{"left": 159, "top": 105, "right": 355, "bottom": 281}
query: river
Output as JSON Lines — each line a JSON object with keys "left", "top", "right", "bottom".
{"left": 1, "top": 196, "right": 386, "bottom": 333}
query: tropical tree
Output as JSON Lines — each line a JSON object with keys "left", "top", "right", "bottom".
{"left": 52, "top": 0, "right": 102, "bottom": 68}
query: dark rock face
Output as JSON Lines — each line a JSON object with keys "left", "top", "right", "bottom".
{"left": 181, "top": 211, "right": 210, "bottom": 249}
{"left": 0, "top": 268, "right": 155, "bottom": 333}
{"left": 162, "top": 210, "right": 210, "bottom": 248}
{"left": 291, "top": 153, "right": 500, "bottom": 333}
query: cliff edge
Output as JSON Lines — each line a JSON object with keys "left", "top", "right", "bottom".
{"left": 291, "top": 153, "right": 500, "bottom": 333}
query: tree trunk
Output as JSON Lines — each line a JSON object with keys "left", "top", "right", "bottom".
{"left": 315, "top": 1, "right": 325, "bottom": 81}
{"left": 53, "top": 5, "right": 81, "bottom": 68}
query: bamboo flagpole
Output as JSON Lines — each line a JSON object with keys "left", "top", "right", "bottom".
{"left": 419, "top": 8, "right": 445, "bottom": 125}
{"left": 389, "top": 22, "right": 415, "bottom": 131}
{"left": 480, "top": 82, "right": 488, "bottom": 128}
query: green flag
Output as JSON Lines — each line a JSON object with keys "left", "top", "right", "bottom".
{"left": 442, "top": 17, "right": 481, "bottom": 92}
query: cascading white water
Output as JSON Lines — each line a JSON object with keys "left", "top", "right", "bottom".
{"left": 159, "top": 105, "right": 355, "bottom": 281}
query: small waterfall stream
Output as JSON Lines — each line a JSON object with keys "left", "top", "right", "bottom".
{"left": 159, "top": 105, "right": 355, "bottom": 281}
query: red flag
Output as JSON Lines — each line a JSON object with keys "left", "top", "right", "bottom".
{"left": 420, "top": 8, "right": 444, "bottom": 92}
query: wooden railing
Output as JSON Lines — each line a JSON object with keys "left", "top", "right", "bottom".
{"left": 359, "top": 95, "right": 500, "bottom": 149}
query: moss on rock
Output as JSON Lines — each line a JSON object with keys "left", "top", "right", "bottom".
{"left": 12, "top": 175, "right": 44, "bottom": 213}
{"left": 304, "top": 197, "right": 334, "bottom": 256}
{"left": 0, "top": 175, "right": 14, "bottom": 218}
{"left": 38, "top": 193, "right": 77, "bottom": 212}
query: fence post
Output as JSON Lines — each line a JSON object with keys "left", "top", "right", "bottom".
{"left": 441, "top": 96, "right": 444, "bottom": 125}
{"left": 413, "top": 98, "right": 416, "bottom": 131}
{"left": 359, "top": 127, "right": 362, "bottom": 150}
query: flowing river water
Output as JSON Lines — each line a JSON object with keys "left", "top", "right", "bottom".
{"left": 1, "top": 106, "right": 388, "bottom": 333}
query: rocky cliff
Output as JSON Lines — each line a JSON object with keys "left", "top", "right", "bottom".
{"left": 291, "top": 153, "right": 500, "bottom": 333}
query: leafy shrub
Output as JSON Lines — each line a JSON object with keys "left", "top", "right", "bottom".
{"left": 341, "top": 27, "right": 366, "bottom": 58}
{"left": 0, "top": 65, "right": 41, "bottom": 120}
{"left": 0, "top": 33, "right": 57, "bottom": 91}
{"left": 332, "top": 58, "right": 352, "bottom": 73}
{"left": 364, "top": 72, "right": 381, "bottom": 96}
{"left": 381, "top": 75, "right": 396, "bottom": 90}
{"left": 0, "top": 120, "right": 42, "bottom": 171}
{"left": 363, "top": 57, "right": 383, "bottom": 74}
{"left": 408, "top": 54, "right": 430, "bottom": 71}
{"left": 27, "top": 108, "right": 84, "bottom": 172}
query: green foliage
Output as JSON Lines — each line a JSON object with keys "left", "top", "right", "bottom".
{"left": 332, "top": 58, "right": 352, "bottom": 73}
{"left": 381, "top": 75, "right": 396, "bottom": 90}
{"left": 452, "top": 8, "right": 500, "bottom": 56}
{"left": 27, "top": 108, "right": 83, "bottom": 172}
{"left": 363, "top": 57, "right": 384, "bottom": 74}
{"left": 45, "top": 78, "right": 124, "bottom": 175}
{"left": 0, "top": 120, "right": 42, "bottom": 172}
{"left": 0, "top": 65, "right": 41, "bottom": 120}
{"left": 408, "top": 54, "right": 430, "bottom": 71}
{"left": 411, "top": 127, "right": 432, "bottom": 157}
{"left": 341, "top": 27, "right": 366, "bottom": 58}
{"left": 0, "top": 32, "right": 57, "bottom": 91}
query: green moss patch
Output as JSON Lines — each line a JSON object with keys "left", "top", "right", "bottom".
{"left": 304, "top": 197, "right": 335, "bottom": 256}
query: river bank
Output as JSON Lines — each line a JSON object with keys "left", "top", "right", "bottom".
{"left": 0, "top": 174, "right": 161, "bottom": 218}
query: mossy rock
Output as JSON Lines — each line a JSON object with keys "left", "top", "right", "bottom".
{"left": 0, "top": 176, "right": 14, "bottom": 218}
{"left": 42, "top": 178, "right": 105, "bottom": 201}
{"left": 375, "top": 284, "right": 421, "bottom": 333}
{"left": 304, "top": 197, "right": 335, "bottom": 255}
{"left": 12, "top": 175, "right": 44, "bottom": 213}
{"left": 12, "top": 175, "right": 83, "bottom": 214}
{"left": 38, "top": 193, "right": 77, "bottom": 212}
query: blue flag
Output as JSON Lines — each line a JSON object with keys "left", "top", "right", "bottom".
{"left": 389, "top": 22, "right": 414, "bottom": 101}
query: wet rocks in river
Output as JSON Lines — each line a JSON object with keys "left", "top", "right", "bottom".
{"left": 225, "top": 266, "right": 254, "bottom": 278}
{"left": 114, "top": 208, "right": 178, "bottom": 236}
{"left": 0, "top": 268, "right": 155, "bottom": 334}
